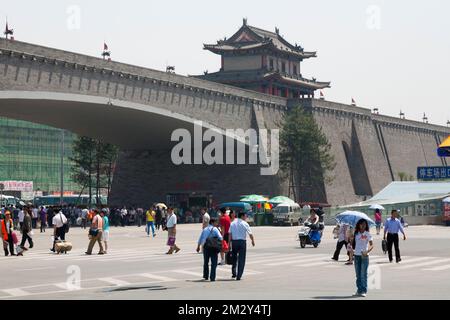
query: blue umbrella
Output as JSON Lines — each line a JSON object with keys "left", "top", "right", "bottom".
{"left": 336, "top": 211, "right": 375, "bottom": 227}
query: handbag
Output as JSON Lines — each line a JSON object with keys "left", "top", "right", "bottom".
{"left": 382, "top": 239, "right": 387, "bottom": 254}
{"left": 203, "top": 227, "right": 222, "bottom": 253}
{"left": 60, "top": 213, "right": 69, "bottom": 234}
{"left": 11, "top": 232, "right": 19, "bottom": 245}
{"left": 222, "top": 239, "right": 229, "bottom": 252}
{"left": 225, "top": 251, "right": 233, "bottom": 265}
{"left": 89, "top": 228, "right": 99, "bottom": 237}
{"left": 167, "top": 236, "right": 176, "bottom": 246}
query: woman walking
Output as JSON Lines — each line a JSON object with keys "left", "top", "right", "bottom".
{"left": 374, "top": 209, "right": 382, "bottom": 235}
{"left": 352, "top": 219, "right": 373, "bottom": 297}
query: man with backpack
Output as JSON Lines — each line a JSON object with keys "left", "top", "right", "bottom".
{"left": 197, "top": 218, "right": 223, "bottom": 282}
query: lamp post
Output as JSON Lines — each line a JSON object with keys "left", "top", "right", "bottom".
{"left": 0, "top": 183, "right": 4, "bottom": 208}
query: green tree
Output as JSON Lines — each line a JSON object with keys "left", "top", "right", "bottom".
{"left": 398, "top": 172, "right": 415, "bottom": 181}
{"left": 279, "top": 105, "right": 335, "bottom": 203}
{"left": 70, "top": 136, "right": 96, "bottom": 204}
{"left": 95, "top": 142, "right": 119, "bottom": 204}
{"left": 70, "top": 137, "right": 119, "bottom": 206}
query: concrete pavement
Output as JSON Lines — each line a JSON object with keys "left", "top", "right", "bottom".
{"left": 1, "top": 224, "right": 450, "bottom": 300}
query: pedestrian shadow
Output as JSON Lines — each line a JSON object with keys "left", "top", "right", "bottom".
{"left": 186, "top": 279, "right": 236, "bottom": 283}
{"left": 312, "top": 295, "right": 361, "bottom": 300}
{"left": 216, "top": 279, "right": 237, "bottom": 282}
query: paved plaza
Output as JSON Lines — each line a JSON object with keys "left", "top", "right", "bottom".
{"left": 1, "top": 224, "right": 450, "bottom": 300}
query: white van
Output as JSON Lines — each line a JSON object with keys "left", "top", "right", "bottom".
{"left": 272, "top": 203, "right": 302, "bottom": 226}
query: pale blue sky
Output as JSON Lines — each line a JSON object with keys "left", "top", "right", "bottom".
{"left": 2, "top": 0, "right": 449, "bottom": 125}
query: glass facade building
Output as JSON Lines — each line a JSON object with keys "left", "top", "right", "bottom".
{"left": 0, "top": 117, "right": 79, "bottom": 193}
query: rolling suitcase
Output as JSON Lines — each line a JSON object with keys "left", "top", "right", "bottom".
{"left": 55, "top": 240, "right": 73, "bottom": 254}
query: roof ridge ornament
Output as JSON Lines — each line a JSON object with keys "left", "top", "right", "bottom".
{"left": 275, "top": 27, "right": 279, "bottom": 35}
{"left": 243, "top": 18, "right": 247, "bottom": 26}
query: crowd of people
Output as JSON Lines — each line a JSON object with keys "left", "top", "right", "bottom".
{"left": 1, "top": 202, "right": 412, "bottom": 297}
{"left": 0, "top": 204, "right": 171, "bottom": 256}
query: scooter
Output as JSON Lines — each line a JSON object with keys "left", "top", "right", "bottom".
{"left": 298, "top": 222, "right": 323, "bottom": 248}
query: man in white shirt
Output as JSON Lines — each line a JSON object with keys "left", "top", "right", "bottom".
{"left": 18, "top": 209, "right": 25, "bottom": 229}
{"left": 51, "top": 210, "right": 67, "bottom": 253}
{"left": 120, "top": 207, "right": 128, "bottom": 227}
{"left": 32, "top": 207, "right": 39, "bottom": 229}
{"left": 229, "top": 211, "right": 255, "bottom": 281}
{"left": 201, "top": 208, "right": 210, "bottom": 229}
{"left": 166, "top": 208, "right": 180, "bottom": 254}
{"left": 81, "top": 208, "right": 89, "bottom": 229}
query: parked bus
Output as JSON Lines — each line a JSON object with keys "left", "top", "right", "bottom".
{"left": 33, "top": 195, "right": 107, "bottom": 207}
{"left": 0, "top": 195, "right": 24, "bottom": 207}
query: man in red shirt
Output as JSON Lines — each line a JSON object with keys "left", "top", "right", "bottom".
{"left": 218, "top": 208, "right": 231, "bottom": 265}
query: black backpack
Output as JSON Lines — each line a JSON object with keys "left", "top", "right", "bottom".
{"left": 204, "top": 227, "right": 222, "bottom": 253}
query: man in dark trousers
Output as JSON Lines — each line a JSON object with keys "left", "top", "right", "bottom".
{"left": 229, "top": 211, "right": 255, "bottom": 281}
{"left": 50, "top": 210, "right": 67, "bottom": 253}
{"left": 384, "top": 209, "right": 407, "bottom": 263}
{"left": 20, "top": 208, "right": 34, "bottom": 250}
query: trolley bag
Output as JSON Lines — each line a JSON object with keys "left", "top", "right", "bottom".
{"left": 63, "top": 241, "right": 73, "bottom": 252}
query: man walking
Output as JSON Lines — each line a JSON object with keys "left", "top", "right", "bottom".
{"left": 229, "top": 211, "right": 255, "bottom": 281}
{"left": 332, "top": 223, "right": 349, "bottom": 261}
{"left": 196, "top": 218, "right": 223, "bottom": 281}
{"left": 201, "top": 208, "right": 210, "bottom": 229}
{"left": 31, "top": 206, "right": 38, "bottom": 229}
{"left": 81, "top": 207, "right": 88, "bottom": 229}
{"left": 18, "top": 207, "right": 25, "bottom": 230}
{"left": 384, "top": 209, "right": 407, "bottom": 263}
{"left": 12, "top": 207, "right": 19, "bottom": 230}
{"left": 165, "top": 208, "right": 180, "bottom": 254}
{"left": 20, "top": 208, "right": 34, "bottom": 251}
{"left": 51, "top": 209, "right": 68, "bottom": 253}
{"left": 155, "top": 206, "right": 163, "bottom": 230}
{"left": 136, "top": 207, "right": 144, "bottom": 227}
{"left": 86, "top": 210, "right": 105, "bottom": 255}
{"left": 39, "top": 206, "right": 47, "bottom": 233}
